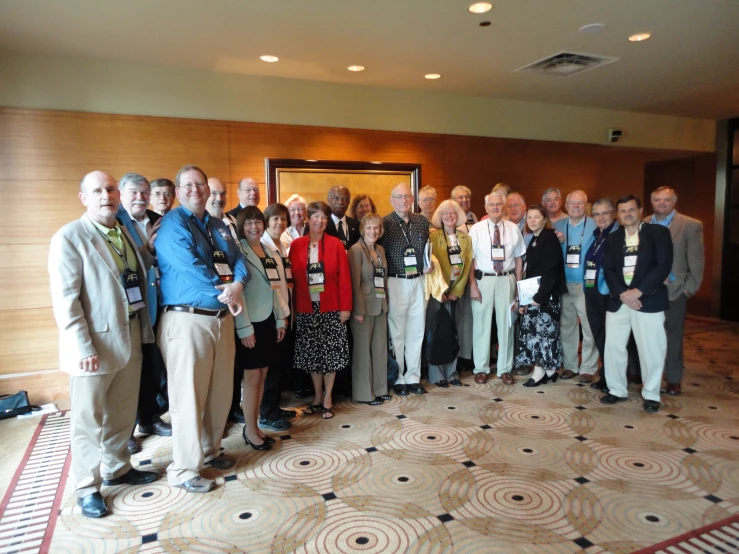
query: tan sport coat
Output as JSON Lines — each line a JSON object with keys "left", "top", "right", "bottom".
{"left": 48, "top": 214, "right": 155, "bottom": 376}
{"left": 646, "top": 212, "right": 704, "bottom": 301}
{"left": 348, "top": 241, "right": 388, "bottom": 318}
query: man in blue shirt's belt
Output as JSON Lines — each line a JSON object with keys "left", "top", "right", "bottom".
{"left": 156, "top": 165, "right": 248, "bottom": 494}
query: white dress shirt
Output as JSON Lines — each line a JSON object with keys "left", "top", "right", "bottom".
{"left": 331, "top": 214, "right": 348, "bottom": 236}
{"left": 469, "top": 218, "right": 525, "bottom": 273}
{"left": 280, "top": 226, "right": 303, "bottom": 252}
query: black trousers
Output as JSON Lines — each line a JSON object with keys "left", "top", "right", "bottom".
{"left": 137, "top": 342, "right": 165, "bottom": 426}
{"left": 259, "top": 325, "right": 294, "bottom": 421}
{"left": 585, "top": 288, "right": 608, "bottom": 385}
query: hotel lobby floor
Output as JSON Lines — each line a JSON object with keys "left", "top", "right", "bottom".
{"left": 1, "top": 317, "right": 738, "bottom": 553}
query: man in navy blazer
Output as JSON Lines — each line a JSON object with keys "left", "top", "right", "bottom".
{"left": 600, "top": 194, "right": 673, "bottom": 413}
{"left": 226, "top": 177, "right": 260, "bottom": 220}
{"left": 117, "top": 173, "right": 171, "bottom": 446}
{"left": 326, "top": 186, "right": 360, "bottom": 249}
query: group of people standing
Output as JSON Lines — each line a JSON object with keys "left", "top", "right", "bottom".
{"left": 49, "top": 166, "right": 703, "bottom": 519}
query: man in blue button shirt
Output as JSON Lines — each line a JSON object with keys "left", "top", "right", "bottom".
{"left": 554, "top": 190, "right": 599, "bottom": 382}
{"left": 156, "top": 165, "right": 248, "bottom": 494}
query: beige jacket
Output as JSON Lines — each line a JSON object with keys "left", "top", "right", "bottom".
{"left": 48, "top": 215, "right": 155, "bottom": 376}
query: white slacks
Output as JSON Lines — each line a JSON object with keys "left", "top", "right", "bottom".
{"left": 560, "top": 283, "right": 599, "bottom": 375}
{"left": 471, "top": 274, "right": 515, "bottom": 376}
{"left": 604, "top": 305, "right": 666, "bottom": 402}
{"left": 387, "top": 276, "right": 425, "bottom": 385}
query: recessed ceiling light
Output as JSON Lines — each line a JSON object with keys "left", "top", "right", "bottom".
{"left": 579, "top": 23, "right": 606, "bottom": 34}
{"left": 628, "top": 33, "right": 651, "bottom": 42}
{"left": 468, "top": 2, "right": 493, "bottom": 14}
{"left": 260, "top": 55, "right": 279, "bottom": 63}
{"left": 347, "top": 65, "right": 365, "bottom": 72}
{"left": 425, "top": 73, "right": 442, "bottom": 80}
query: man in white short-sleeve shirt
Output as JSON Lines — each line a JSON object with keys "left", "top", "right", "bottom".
{"left": 468, "top": 192, "right": 525, "bottom": 385}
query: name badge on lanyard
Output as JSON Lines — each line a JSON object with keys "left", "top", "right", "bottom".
{"left": 282, "top": 256, "right": 294, "bottom": 288}
{"left": 374, "top": 266, "right": 386, "bottom": 298}
{"left": 403, "top": 246, "right": 418, "bottom": 275}
{"left": 448, "top": 244, "right": 463, "bottom": 280}
{"left": 261, "top": 256, "right": 281, "bottom": 289}
{"left": 122, "top": 270, "right": 146, "bottom": 311}
{"left": 308, "top": 262, "right": 325, "bottom": 294}
{"left": 154, "top": 260, "right": 161, "bottom": 287}
{"left": 491, "top": 244, "right": 505, "bottom": 262}
{"left": 623, "top": 245, "right": 638, "bottom": 284}
{"left": 566, "top": 245, "right": 581, "bottom": 268}
{"left": 212, "top": 250, "right": 234, "bottom": 282}
{"left": 585, "top": 260, "right": 597, "bottom": 288}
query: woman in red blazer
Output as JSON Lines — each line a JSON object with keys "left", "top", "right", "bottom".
{"left": 289, "top": 201, "right": 352, "bottom": 419}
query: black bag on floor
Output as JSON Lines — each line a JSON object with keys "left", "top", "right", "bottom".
{"left": 0, "top": 391, "right": 38, "bottom": 420}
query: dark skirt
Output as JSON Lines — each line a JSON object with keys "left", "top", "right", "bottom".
{"left": 515, "top": 300, "right": 564, "bottom": 371}
{"left": 235, "top": 314, "right": 278, "bottom": 370}
{"left": 294, "top": 302, "right": 349, "bottom": 375}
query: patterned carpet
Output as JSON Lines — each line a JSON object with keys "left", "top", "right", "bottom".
{"left": 2, "top": 318, "right": 738, "bottom": 553}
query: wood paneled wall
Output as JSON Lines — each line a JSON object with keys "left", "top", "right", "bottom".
{"left": 0, "top": 108, "right": 716, "bottom": 403}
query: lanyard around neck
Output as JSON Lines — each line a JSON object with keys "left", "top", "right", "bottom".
{"left": 95, "top": 226, "right": 133, "bottom": 271}
{"left": 486, "top": 220, "right": 505, "bottom": 245}
{"left": 566, "top": 217, "right": 587, "bottom": 250}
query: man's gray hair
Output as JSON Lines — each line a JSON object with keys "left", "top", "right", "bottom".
{"left": 566, "top": 189, "right": 588, "bottom": 203}
{"left": 541, "top": 188, "right": 561, "bottom": 202}
{"left": 485, "top": 191, "right": 507, "bottom": 204}
{"left": 419, "top": 185, "right": 437, "bottom": 199}
{"left": 118, "top": 172, "right": 150, "bottom": 192}
{"left": 451, "top": 185, "right": 471, "bottom": 198}
{"left": 592, "top": 198, "right": 615, "bottom": 211}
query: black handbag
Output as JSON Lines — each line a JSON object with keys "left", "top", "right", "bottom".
{"left": 0, "top": 391, "right": 39, "bottom": 420}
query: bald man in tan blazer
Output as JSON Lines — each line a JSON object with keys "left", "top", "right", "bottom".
{"left": 49, "top": 171, "right": 158, "bottom": 518}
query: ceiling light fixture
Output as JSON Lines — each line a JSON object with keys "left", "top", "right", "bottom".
{"left": 628, "top": 33, "right": 651, "bottom": 42}
{"left": 347, "top": 65, "right": 365, "bottom": 72}
{"left": 260, "top": 55, "right": 279, "bottom": 63}
{"left": 468, "top": 2, "right": 493, "bottom": 14}
{"left": 425, "top": 73, "right": 442, "bottom": 80}
{"left": 579, "top": 23, "right": 606, "bottom": 34}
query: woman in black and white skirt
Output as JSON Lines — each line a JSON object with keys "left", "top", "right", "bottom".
{"left": 288, "top": 201, "right": 352, "bottom": 419}
{"left": 234, "top": 206, "right": 289, "bottom": 449}
{"left": 515, "top": 204, "right": 567, "bottom": 387}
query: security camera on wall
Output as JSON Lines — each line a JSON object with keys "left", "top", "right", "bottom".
{"left": 608, "top": 129, "right": 623, "bottom": 143}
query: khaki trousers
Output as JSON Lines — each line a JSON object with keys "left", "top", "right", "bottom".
{"left": 350, "top": 313, "right": 388, "bottom": 402}
{"left": 604, "top": 305, "right": 666, "bottom": 402}
{"left": 472, "top": 274, "right": 515, "bottom": 376}
{"left": 387, "top": 277, "right": 425, "bottom": 385}
{"left": 560, "top": 283, "right": 599, "bottom": 375}
{"left": 69, "top": 319, "right": 142, "bottom": 498}
{"left": 159, "top": 311, "right": 235, "bottom": 486}
{"left": 455, "top": 284, "right": 473, "bottom": 360}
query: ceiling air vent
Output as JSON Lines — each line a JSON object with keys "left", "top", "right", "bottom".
{"left": 516, "top": 51, "right": 618, "bottom": 77}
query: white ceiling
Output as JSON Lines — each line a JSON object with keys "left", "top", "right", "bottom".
{"left": 1, "top": 0, "right": 738, "bottom": 119}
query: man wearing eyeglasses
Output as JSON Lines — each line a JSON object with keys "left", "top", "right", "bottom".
{"left": 227, "top": 177, "right": 261, "bottom": 219}
{"left": 150, "top": 178, "right": 175, "bottom": 216}
{"left": 553, "top": 190, "right": 599, "bottom": 383}
{"left": 379, "top": 184, "right": 432, "bottom": 396}
{"left": 418, "top": 185, "right": 438, "bottom": 229}
{"left": 156, "top": 165, "right": 248, "bottom": 494}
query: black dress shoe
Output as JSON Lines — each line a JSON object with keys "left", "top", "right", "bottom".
{"left": 600, "top": 394, "right": 628, "bottom": 405}
{"left": 294, "top": 389, "right": 313, "bottom": 399}
{"left": 407, "top": 384, "right": 427, "bottom": 394}
{"left": 138, "top": 419, "right": 172, "bottom": 437}
{"left": 435, "top": 380, "right": 449, "bottom": 388}
{"left": 78, "top": 492, "right": 108, "bottom": 518}
{"left": 449, "top": 379, "right": 462, "bottom": 387}
{"left": 279, "top": 409, "right": 297, "bottom": 419}
{"left": 127, "top": 437, "right": 140, "bottom": 455}
{"left": 359, "top": 399, "right": 384, "bottom": 405}
{"left": 103, "top": 468, "right": 157, "bottom": 486}
{"left": 643, "top": 400, "right": 660, "bottom": 413}
{"left": 523, "top": 374, "right": 550, "bottom": 388}
{"left": 378, "top": 395, "right": 392, "bottom": 401}
{"left": 393, "top": 384, "right": 408, "bottom": 396}
{"left": 243, "top": 427, "right": 271, "bottom": 450}
{"left": 591, "top": 379, "right": 609, "bottom": 391}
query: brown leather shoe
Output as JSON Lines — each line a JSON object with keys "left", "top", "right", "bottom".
{"left": 578, "top": 374, "right": 594, "bottom": 384}
{"left": 499, "top": 372, "right": 514, "bottom": 385}
{"left": 560, "top": 370, "right": 577, "bottom": 380}
{"left": 474, "top": 373, "right": 488, "bottom": 384}
{"left": 665, "top": 382, "right": 682, "bottom": 396}
{"left": 513, "top": 367, "right": 531, "bottom": 376}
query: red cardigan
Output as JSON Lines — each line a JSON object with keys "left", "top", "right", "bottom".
{"left": 289, "top": 234, "right": 352, "bottom": 313}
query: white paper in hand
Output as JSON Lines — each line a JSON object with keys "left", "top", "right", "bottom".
{"left": 517, "top": 276, "right": 541, "bottom": 305}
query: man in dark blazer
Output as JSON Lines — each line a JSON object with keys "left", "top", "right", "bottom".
{"left": 647, "top": 186, "right": 704, "bottom": 397}
{"left": 116, "top": 173, "right": 171, "bottom": 451}
{"left": 600, "top": 194, "right": 673, "bottom": 413}
{"left": 226, "top": 177, "right": 260, "bottom": 219}
{"left": 326, "top": 186, "right": 360, "bottom": 249}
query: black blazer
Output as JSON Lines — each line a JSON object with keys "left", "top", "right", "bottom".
{"left": 226, "top": 204, "right": 244, "bottom": 220}
{"left": 525, "top": 228, "right": 567, "bottom": 304}
{"left": 602, "top": 223, "right": 673, "bottom": 313}
{"left": 325, "top": 215, "right": 360, "bottom": 250}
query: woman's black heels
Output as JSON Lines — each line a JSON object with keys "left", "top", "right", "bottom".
{"left": 523, "top": 374, "right": 550, "bottom": 388}
{"left": 549, "top": 372, "right": 559, "bottom": 384}
{"left": 243, "top": 426, "right": 272, "bottom": 450}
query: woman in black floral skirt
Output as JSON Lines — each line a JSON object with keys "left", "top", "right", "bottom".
{"left": 514, "top": 204, "right": 567, "bottom": 386}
